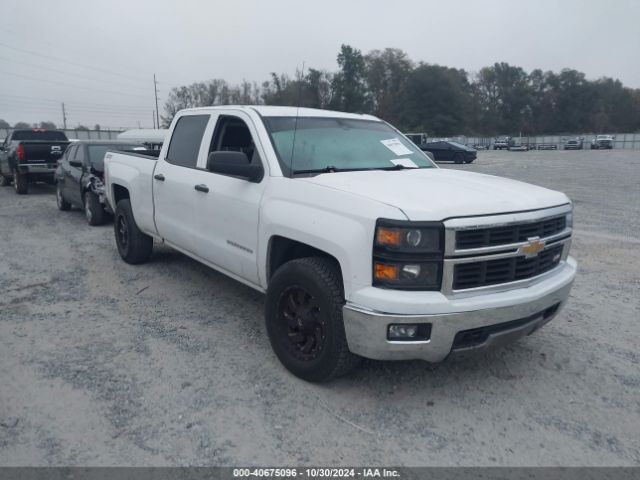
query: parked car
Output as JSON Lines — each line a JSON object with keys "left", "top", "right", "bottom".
{"left": 420, "top": 141, "right": 477, "bottom": 163}
{"left": 493, "top": 137, "right": 514, "bottom": 150}
{"left": 472, "top": 144, "right": 490, "bottom": 150}
{"left": 564, "top": 138, "right": 583, "bottom": 150}
{"left": 104, "top": 106, "right": 576, "bottom": 382}
{"left": 590, "top": 135, "right": 614, "bottom": 149}
{"left": 0, "top": 129, "right": 69, "bottom": 194}
{"left": 117, "top": 129, "right": 168, "bottom": 151}
{"left": 404, "top": 133, "right": 428, "bottom": 146}
{"left": 55, "top": 140, "right": 148, "bottom": 225}
{"left": 537, "top": 143, "right": 558, "bottom": 150}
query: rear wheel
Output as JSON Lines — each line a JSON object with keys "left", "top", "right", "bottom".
{"left": 265, "top": 257, "right": 361, "bottom": 382}
{"left": 56, "top": 183, "right": 71, "bottom": 211}
{"left": 84, "top": 191, "right": 106, "bottom": 226}
{"left": 114, "top": 199, "right": 153, "bottom": 264}
{"left": 0, "top": 172, "right": 11, "bottom": 187}
{"left": 14, "top": 172, "right": 28, "bottom": 195}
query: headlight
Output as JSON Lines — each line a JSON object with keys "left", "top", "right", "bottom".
{"left": 375, "top": 222, "right": 443, "bottom": 253}
{"left": 566, "top": 210, "right": 573, "bottom": 229}
{"left": 373, "top": 220, "right": 444, "bottom": 290}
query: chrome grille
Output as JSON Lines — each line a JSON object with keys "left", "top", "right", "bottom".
{"left": 453, "top": 244, "right": 564, "bottom": 290}
{"left": 456, "top": 216, "right": 566, "bottom": 250}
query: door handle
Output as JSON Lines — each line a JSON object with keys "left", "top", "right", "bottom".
{"left": 194, "top": 184, "right": 209, "bottom": 193}
{"left": 154, "top": 173, "right": 165, "bottom": 181}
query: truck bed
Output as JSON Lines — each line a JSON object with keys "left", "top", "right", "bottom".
{"left": 104, "top": 150, "right": 158, "bottom": 236}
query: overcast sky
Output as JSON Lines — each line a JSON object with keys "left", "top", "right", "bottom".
{"left": 1, "top": 0, "right": 639, "bottom": 130}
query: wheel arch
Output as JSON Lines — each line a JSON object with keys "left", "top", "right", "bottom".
{"left": 112, "top": 183, "right": 130, "bottom": 206}
{"left": 267, "top": 236, "right": 343, "bottom": 287}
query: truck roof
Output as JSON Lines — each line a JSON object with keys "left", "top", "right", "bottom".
{"left": 179, "top": 105, "right": 380, "bottom": 121}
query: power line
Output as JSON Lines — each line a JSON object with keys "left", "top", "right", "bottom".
{"left": 0, "top": 55, "right": 149, "bottom": 92}
{"left": 0, "top": 41, "right": 151, "bottom": 83}
{"left": 0, "top": 98, "right": 155, "bottom": 113}
{"left": 0, "top": 69, "right": 152, "bottom": 99}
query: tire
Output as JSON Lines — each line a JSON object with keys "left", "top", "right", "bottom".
{"left": 14, "top": 172, "right": 28, "bottom": 195}
{"left": 0, "top": 172, "right": 11, "bottom": 187}
{"left": 453, "top": 153, "right": 464, "bottom": 164}
{"left": 113, "top": 199, "right": 153, "bottom": 264}
{"left": 464, "top": 157, "right": 474, "bottom": 164}
{"left": 84, "top": 191, "right": 106, "bottom": 226}
{"left": 56, "top": 183, "right": 71, "bottom": 211}
{"left": 265, "top": 257, "right": 361, "bottom": 382}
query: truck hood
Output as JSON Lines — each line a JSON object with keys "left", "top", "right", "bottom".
{"left": 299, "top": 168, "right": 569, "bottom": 220}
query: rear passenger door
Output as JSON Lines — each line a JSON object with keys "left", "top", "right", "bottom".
{"left": 153, "top": 114, "right": 210, "bottom": 254}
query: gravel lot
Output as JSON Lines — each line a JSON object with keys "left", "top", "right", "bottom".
{"left": 0, "top": 149, "right": 639, "bottom": 466}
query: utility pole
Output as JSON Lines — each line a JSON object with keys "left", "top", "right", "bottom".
{"left": 153, "top": 74, "right": 160, "bottom": 129}
{"left": 152, "top": 110, "right": 156, "bottom": 129}
{"left": 61, "top": 102, "right": 67, "bottom": 129}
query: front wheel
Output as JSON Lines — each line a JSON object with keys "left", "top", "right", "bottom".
{"left": 56, "top": 183, "right": 71, "bottom": 211}
{"left": 84, "top": 191, "right": 106, "bottom": 226}
{"left": 114, "top": 199, "right": 153, "bottom": 264}
{"left": 453, "top": 153, "right": 464, "bottom": 164}
{"left": 265, "top": 257, "right": 361, "bottom": 382}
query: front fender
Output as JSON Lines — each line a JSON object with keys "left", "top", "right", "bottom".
{"left": 258, "top": 181, "right": 406, "bottom": 299}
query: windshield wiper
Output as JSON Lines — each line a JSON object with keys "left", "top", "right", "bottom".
{"left": 292, "top": 165, "right": 341, "bottom": 174}
{"left": 292, "top": 164, "right": 424, "bottom": 175}
{"left": 373, "top": 164, "right": 419, "bottom": 171}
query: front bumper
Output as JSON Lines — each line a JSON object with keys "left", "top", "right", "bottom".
{"left": 343, "top": 257, "right": 576, "bottom": 362}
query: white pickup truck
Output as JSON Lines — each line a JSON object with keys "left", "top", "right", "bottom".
{"left": 104, "top": 106, "right": 577, "bottom": 382}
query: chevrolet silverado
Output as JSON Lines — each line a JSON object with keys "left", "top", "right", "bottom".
{"left": 0, "top": 129, "right": 69, "bottom": 194}
{"left": 104, "top": 106, "right": 577, "bottom": 382}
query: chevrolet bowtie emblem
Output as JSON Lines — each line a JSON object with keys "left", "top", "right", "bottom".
{"left": 518, "top": 237, "right": 546, "bottom": 258}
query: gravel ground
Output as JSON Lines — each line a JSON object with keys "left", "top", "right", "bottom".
{"left": 0, "top": 149, "right": 639, "bottom": 466}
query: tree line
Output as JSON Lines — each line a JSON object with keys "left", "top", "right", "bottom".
{"left": 162, "top": 44, "right": 640, "bottom": 136}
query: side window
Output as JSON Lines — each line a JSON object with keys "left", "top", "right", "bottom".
{"left": 76, "top": 145, "right": 86, "bottom": 165}
{"left": 166, "top": 115, "right": 209, "bottom": 168}
{"left": 209, "top": 116, "right": 261, "bottom": 164}
{"left": 65, "top": 145, "right": 77, "bottom": 162}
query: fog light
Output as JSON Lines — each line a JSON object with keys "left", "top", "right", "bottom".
{"left": 388, "top": 324, "right": 418, "bottom": 339}
{"left": 401, "top": 264, "right": 421, "bottom": 279}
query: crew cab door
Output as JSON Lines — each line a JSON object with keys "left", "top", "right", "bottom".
{"left": 153, "top": 114, "right": 210, "bottom": 254}
{"left": 190, "top": 112, "right": 266, "bottom": 285}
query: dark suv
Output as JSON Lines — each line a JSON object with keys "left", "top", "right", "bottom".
{"left": 55, "top": 140, "right": 144, "bottom": 225}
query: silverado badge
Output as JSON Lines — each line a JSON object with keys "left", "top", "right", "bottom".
{"left": 519, "top": 237, "right": 546, "bottom": 258}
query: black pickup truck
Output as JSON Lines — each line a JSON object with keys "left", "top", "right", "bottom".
{"left": 0, "top": 129, "right": 70, "bottom": 194}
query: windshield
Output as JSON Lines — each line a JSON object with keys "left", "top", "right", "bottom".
{"left": 12, "top": 130, "right": 68, "bottom": 141}
{"left": 88, "top": 144, "right": 142, "bottom": 171}
{"left": 262, "top": 117, "right": 435, "bottom": 176}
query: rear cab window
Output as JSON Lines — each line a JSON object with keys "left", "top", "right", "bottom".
{"left": 166, "top": 115, "right": 210, "bottom": 168}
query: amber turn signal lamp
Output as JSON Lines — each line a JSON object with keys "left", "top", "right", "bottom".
{"left": 376, "top": 227, "right": 401, "bottom": 247}
{"left": 374, "top": 262, "right": 399, "bottom": 281}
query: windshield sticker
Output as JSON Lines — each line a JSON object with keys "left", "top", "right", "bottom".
{"left": 381, "top": 138, "right": 413, "bottom": 156}
{"left": 390, "top": 158, "right": 418, "bottom": 168}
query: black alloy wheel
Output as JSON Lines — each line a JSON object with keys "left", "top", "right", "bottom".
{"left": 277, "top": 286, "right": 326, "bottom": 361}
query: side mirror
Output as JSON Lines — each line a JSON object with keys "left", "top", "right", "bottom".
{"left": 69, "top": 160, "right": 82, "bottom": 168}
{"left": 206, "top": 151, "right": 263, "bottom": 183}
